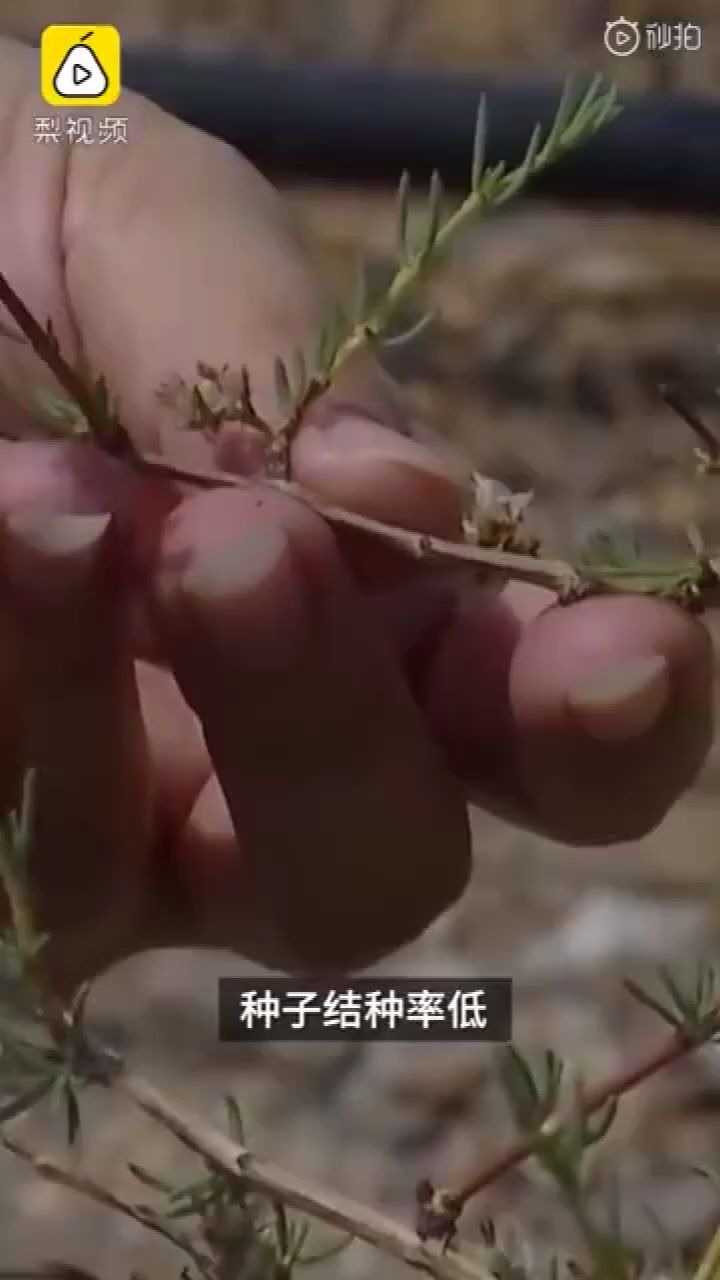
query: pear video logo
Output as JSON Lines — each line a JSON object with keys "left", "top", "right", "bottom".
{"left": 54, "top": 34, "right": 108, "bottom": 97}
{"left": 40, "top": 25, "right": 121, "bottom": 106}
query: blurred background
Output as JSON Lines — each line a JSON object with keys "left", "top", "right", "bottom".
{"left": 4, "top": 4, "right": 720, "bottom": 1278}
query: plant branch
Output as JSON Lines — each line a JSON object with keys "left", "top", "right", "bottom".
{"left": 133, "top": 448, "right": 581, "bottom": 593}
{"left": 0, "top": 1133, "right": 215, "bottom": 1278}
{"left": 4, "top": 913, "right": 716, "bottom": 1280}
{"left": 0, "top": 279, "right": 717, "bottom": 608}
{"left": 0, "top": 262, "right": 587, "bottom": 599}
{"left": 278, "top": 75, "right": 621, "bottom": 449}
{"left": 426, "top": 1018, "right": 715, "bottom": 1240}
{"left": 124, "top": 450, "right": 720, "bottom": 608}
{"left": 0, "top": 278, "right": 96, "bottom": 427}
{"left": 111, "top": 1067, "right": 494, "bottom": 1280}
{"left": 659, "top": 383, "right": 720, "bottom": 472}
{"left": 0, "top": 777, "right": 40, "bottom": 969}
{"left": 0, "top": 65, "right": 715, "bottom": 1280}
{"left": 0, "top": 801, "right": 495, "bottom": 1280}
{"left": 0, "top": 76, "right": 715, "bottom": 609}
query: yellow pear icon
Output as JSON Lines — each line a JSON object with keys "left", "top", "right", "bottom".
{"left": 53, "top": 34, "right": 108, "bottom": 98}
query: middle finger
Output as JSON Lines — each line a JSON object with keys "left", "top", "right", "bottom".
{"left": 151, "top": 482, "right": 472, "bottom": 972}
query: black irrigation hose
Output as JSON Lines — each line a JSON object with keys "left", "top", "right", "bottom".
{"left": 118, "top": 47, "right": 720, "bottom": 216}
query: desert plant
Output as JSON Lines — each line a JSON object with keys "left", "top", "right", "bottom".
{"left": 1, "top": 72, "right": 720, "bottom": 1280}
{"left": 2, "top": 775, "right": 720, "bottom": 1279}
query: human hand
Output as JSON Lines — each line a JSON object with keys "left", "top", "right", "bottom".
{"left": 0, "top": 39, "right": 712, "bottom": 992}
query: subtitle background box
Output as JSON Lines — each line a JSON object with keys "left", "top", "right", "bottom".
{"left": 218, "top": 977, "right": 513, "bottom": 1042}
{"left": 40, "top": 26, "right": 121, "bottom": 107}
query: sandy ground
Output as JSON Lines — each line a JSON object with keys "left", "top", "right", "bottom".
{"left": 2, "top": 5, "right": 720, "bottom": 1279}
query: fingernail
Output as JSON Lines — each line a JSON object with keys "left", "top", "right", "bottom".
{"left": 303, "top": 416, "right": 463, "bottom": 481}
{"left": 178, "top": 525, "right": 307, "bottom": 665}
{"left": 567, "top": 654, "right": 670, "bottom": 741}
{"left": 182, "top": 526, "right": 287, "bottom": 598}
{"left": 4, "top": 510, "right": 112, "bottom": 591}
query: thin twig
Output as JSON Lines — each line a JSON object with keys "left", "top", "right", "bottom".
{"left": 280, "top": 76, "right": 620, "bottom": 448}
{"left": 7, "top": 407, "right": 715, "bottom": 603}
{"left": 238, "top": 77, "right": 621, "bottom": 467}
{"left": 0, "top": 1134, "right": 215, "bottom": 1278}
{"left": 439, "top": 1020, "right": 711, "bottom": 1231}
{"left": 0, "top": 797, "right": 38, "bottom": 970}
{"left": 0, "top": 264, "right": 580, "bottom": 596}
{"left": 113, "top": 1068, "right": 493, "bottom": 1280}
{"left": 133, "top": 450, "right": 581, "bottom": 594}
{"left": 6, "top": 976, "right": 714, "bottom": 1280}
{"left": 0, "top": 279, "right": 108, "bottom": 443}
{"left": 29, "top": 1026, "right": 708, "bottom": 1280}
{"left": 1, "top": 268, "right": 718, "bottom": 606}
{"left": 0, "top": 824, "right": 493, "bottom": 1280}
{"left": 0, "top": 776, "right": 488, "bottom": 1279}
{"left": 659, "top": 383, "right": 720, "bottom": 468}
